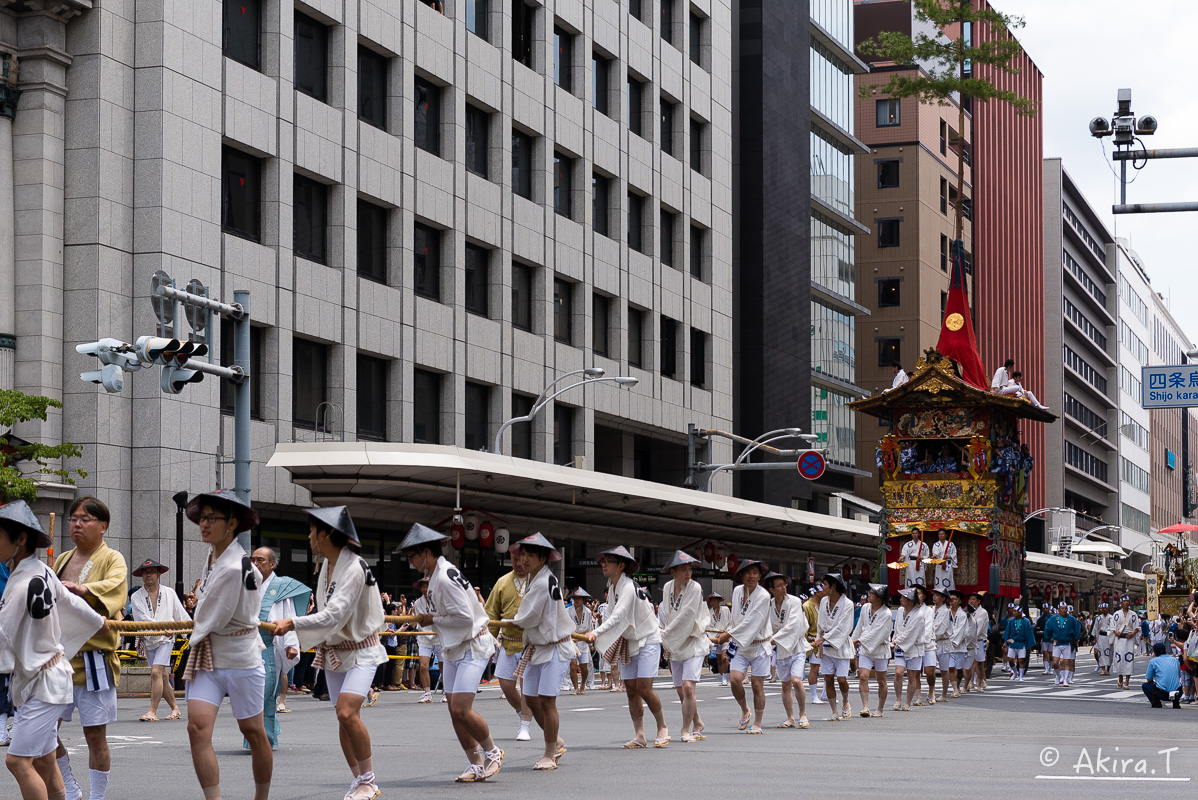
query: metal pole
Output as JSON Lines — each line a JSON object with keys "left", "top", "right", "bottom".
{"left": 172, "top": 490, "right": 188, "bottom": 596}
{"left": 1120, "top": 158, "right": 1126, "bottom": 206}
{"left": 233, "top": 289, "right": 251, "bottom": 550}
{"left": 685, "top": 423, "right": 698, "bottom": 490}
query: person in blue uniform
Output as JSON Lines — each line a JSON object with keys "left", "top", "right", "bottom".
{"left": 1143, "top": 642, "right": 1182, "bottom": 708}
{"left": 1002, "top": 604, "right": 1036, "bottom": 682}
{"left": 1044, "top": 602, "right": 1080, "bottom": 687}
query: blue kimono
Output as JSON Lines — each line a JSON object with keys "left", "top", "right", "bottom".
{"left": 1004, "top": 617, "right": 1036, "bottom": 651}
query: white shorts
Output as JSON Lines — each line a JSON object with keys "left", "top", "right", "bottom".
{"left": 324, "top": 662, "right": 377, "bottom": 704}
{"left": 776, "top": 653, "right": 807, "bottom": 681}
{"left": 523, "top": 652, "right": 570, "bottom": 698}
{"left": 598, "top": 658, "right": 611, "bottom": 673}
{"left": 819, "top": 657, "right": 850, "bottom": 678}
{"left": 443, "top": 657, "right": 489, "bottom": 695}
{"left": 947, "top": 652, "right": 968, "bottom": 670}
{"left": 185, "top": 664, "right": 267, "bottom": 720}
{"left": 146, "top": 643, "right": 174, "bottom": 668}
{"left": 858, "top": 654, "right": 889, "bottom": 673}
{"left": 418, "top": 643, "right": 442, "bottom": 660}
{"left": 495, "top": 650, "right": 523, "bottom": 682}
{"left": 627, "top": 643, "right": 662, "bottom": 680}
{"left": 962, "top": 654, "right": 976, "bottom": 670}
{"left": 670, "top": 655, "right": 704, "bottom": 686}
{"left": 9, "top": 698, "right": 71, "bottom": 758}
{"left": 974, "top": 641, "right": 987, "bottom": 662}
{"left": 808, "top": 649, "right": 821, "bottom": 666}
{"left": 1006, "top": 647, "right": 1027, "bottom": 659}
{"left": 714, "top": 640, "right": 730, "bottom": 654}
{"left": 1052, "top": 644, "right": 1074, "bottom": 660}
{"left": 895, "top": 653, "right": 923, "bottom": 671}
{"left": 730, "top": 644, "right": 770, "bottom": 677}
{"left": 59, "top": 684, "right": 118, "bottom": 727}
{"left": 574, "top": 646, "right": 591, "bottom": 664}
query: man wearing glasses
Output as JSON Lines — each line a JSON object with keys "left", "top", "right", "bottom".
{"left": 52, "top": 496, "right": 129, "bottom": 800}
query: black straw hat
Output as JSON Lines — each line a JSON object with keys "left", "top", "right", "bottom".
{"left": 186, "top": 489, "right": 259, "bottom": 533}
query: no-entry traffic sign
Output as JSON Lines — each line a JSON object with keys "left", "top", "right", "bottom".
{"left": 797, "top": 450, "right": 826, "bottom": 480}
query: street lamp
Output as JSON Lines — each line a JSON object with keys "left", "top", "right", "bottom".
{"left": 492, "top": 367, "right": 638, "bottom": 455}
{"left": 705, "top": 428, "right": 817, "bottom": 491}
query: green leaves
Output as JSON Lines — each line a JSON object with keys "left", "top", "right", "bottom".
{"left": 0, "top": 389, "right": 87, "bottom": 504}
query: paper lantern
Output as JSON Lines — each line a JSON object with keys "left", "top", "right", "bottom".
{"left": 727, "top": 555, "right": 739, "bottom": 575}
{"left": 463, "top": 514, "right": 480, "bottom": 540}
{"left": 450, "top": 524, "right": 466, "bottom": 549}
{"left": 1102, "top": 591, "right": 1109, "bottom": 602}
{"left": 494, "top": 527, "right": 510, "bottom": 554}
{"left": 861, "top": 563, "right": 871, "bottom": 581}
{"left": 479, "top": 521, "right": 495, "bottom": 548}
{"left": 1057, "top": 583, "right": 1065, "bottom": 597}
{"left": 703, "top": 542, "right": 716, "bottom": 563}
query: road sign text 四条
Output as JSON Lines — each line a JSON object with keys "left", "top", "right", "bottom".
{"left": 1142, "top": 365, "right": 1198, "bottom": 409}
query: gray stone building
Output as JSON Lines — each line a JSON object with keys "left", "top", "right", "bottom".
{"left": 1, "top": 0, "right": 735, "bottom": 579}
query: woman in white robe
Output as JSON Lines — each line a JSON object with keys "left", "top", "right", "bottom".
{"left": 657, "top": 551, "right": 710, "bottom": 742}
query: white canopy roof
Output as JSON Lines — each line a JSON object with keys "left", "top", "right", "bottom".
{"left": 1070, "top": 541, "right": 1129, "bottom": 557}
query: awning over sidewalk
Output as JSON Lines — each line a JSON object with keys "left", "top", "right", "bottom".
{"left": 266, "top": 443, "right": 881, "bottom": 562}
{"left": 1025, "top": 551, "right": 1112, "bottom": 579}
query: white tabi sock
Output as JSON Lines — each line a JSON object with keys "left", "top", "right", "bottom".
{"left": 57, "top": 755, "right": 82, "bottom": 800}
{"left": 202, "top": 785, "right": 222, "bottom": 800}
{"left": 89, "top": 768, "right": 110, "bottom": 800}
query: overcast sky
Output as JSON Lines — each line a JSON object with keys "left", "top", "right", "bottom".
{"left": 989, "top": 0, "right": 1198, "bottom": 341}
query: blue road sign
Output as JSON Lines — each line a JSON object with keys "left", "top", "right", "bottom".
{"left": 1142, "top": 365, "right": 1198, "bottom": 409}
{"left": 798, "top": 450, "right": 826, "bottom": 480}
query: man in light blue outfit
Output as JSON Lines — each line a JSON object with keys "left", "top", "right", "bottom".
{"left": 1044, "top": 602, "right": 1080, "bottom": 686}
{"left": 1142, "top": 642, "right": 1182, "bottom": 709}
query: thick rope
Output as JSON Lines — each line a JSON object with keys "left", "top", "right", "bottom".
{"left": 109, "top": 618, "right": 588, "bottom": 641}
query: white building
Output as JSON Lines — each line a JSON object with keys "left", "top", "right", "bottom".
{"left": 1114, "top": 239, "right": 1154, "bottom": 556}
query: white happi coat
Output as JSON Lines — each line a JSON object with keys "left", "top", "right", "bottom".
{"left": 971, "top": 606, "right": 990, "bottom": 649}
{"left": 1093, "top": 613, "right": 1112, "bottom": 667}
{"left": 919, "top": 603, "right": 936, "bottom": 659}
{"left": 892, "top": 605, "right": 925, "bottom": 659}
{"left": 728, "top": 583, "right": 772, "bottom": 656}
{"left": 852, "top": 603, "right": 894, "bottom": 661}
{"left": 948, "top": 606, "right": 971, "bottom": 654}
{"left": 593, "top": 574, "right": 661, "bottom": 658}
{"left": 130, "top": 585, "right": 190, "bottom": 652}
{"left": 1110, "top": 608, "right": 1140, "bottom": 676}
{"left": 0, "top": 557, "right": 104, "bottom": 708}
{"left": 769, "top": 594, "right": 810, "bottom": 661}
{"left": 659, "top": 579, "right": 711, "bottom": 663}
{"left": 428, "top": 556, "right": 496, "bottom": 663}
{"left": 412, "top": 594, "right": 441, "bottom": 647}
{"left": 192, "top": 542, "right": 264, "bottom": 669}
{"left": 817, "top": 594, "right": 855, "bottom": 660}
{"left": 295, "top": 547, "right": 387, "bottom": 671}
{"left": 573, "top": 605, "right": 595, "bottom": 659}
{"left": 511, "top": 565, "right": 576, "bottom": 665}
{"left": 932, "top": 603, "right": 953, "bottom": 653}
{"left": 900, "top": 540, "right": 929, "bottom": 588}
{"left": 931, "top": 540, "right": 957, "bottom": 592}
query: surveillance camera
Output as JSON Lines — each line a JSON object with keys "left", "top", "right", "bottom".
{"left": 1089, "top": 117, "right": 1111, "bottom": 138}
{"left": 452, "top": 513, "right": 464, "bottom": 525}
{"left": 1135, "top": 115, "right": 1158, "bottom": 135}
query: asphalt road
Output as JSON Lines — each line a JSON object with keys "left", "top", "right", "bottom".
{"left": 47, "top": 662, "right": 1198, "bottom": 798}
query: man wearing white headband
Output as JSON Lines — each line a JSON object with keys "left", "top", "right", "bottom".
{"left": 1003, "top": 604, "right": 1035, "bottom": 681}
{"left": 1093, "top": 602, "right": 1113, "bottom": 675}
{"left": 1111, "top": 595, "right": 1139, "bottom": 690}
{"left": 1045, "top": 602, "right": 1080, "bottom": 687}
{"left": 899, "top": 531, "right": 929, "bottom": 589}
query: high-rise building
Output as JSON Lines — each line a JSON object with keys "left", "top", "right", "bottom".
{"left": 1115, "top": 240, "right": 1155, "bottom": 554}
{"left": 1148, "top": 293, "right": 1198, "bottom": 529}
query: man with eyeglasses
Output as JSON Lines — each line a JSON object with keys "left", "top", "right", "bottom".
{"left": 52, "top": 496, "right": 128, "bottom": 800}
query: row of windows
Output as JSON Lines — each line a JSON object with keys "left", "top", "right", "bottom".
{"left": 1065, "top": 441, "right": 1108, "bottom": 483}
{"left": 1063, "top": 345, "right": 1107, "bottom": 394}
{"left": 1122, "top": 502, "right": 1151, "bottom": 536}
{"left": 1063, "top": 250, "right": 1107, "bottom": 307}
{"left": 1062, "top": 205, "right": 1107, "bottom": 264}
{"left": 1119, "top": 320, "right": 1149, "bottom": 366}
{"left": 1153, "top": 316, "right": 1185, "bottom": 365}
{"left": 1120, "top": 411, "right": 1150, "bottom": 451}
{"left": 1062, "top": 393, "right": 1104, "bottom": 433}
{"left": 221, "top": 146, "right": 710, "bottom": 282}
{"left": 1119, "top": 273, "right": 1150, "bottom": 328}
{"left": 1064, "top": 298, "right": 1107, "bottom": 350}
{"left": 1121, "top": 456, "right": 1149, "bottom": 494}
{"left": 1120, "top": 366, "right": 1141, "bottom": 400}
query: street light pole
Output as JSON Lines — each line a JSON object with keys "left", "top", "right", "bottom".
{"left": 492, "top": 368, "right": 638, "bottom": 456}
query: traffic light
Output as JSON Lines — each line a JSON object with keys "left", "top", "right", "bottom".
{"left": 81, "top": 364, "right": 126, "bottom": 393}
{"left": 133, "top": 336, "right": 181, "bottom": 364}
{"left": 160, "top": 364, "right": 203, "bottom": 394}
{"left": 76, "top": 338, "right": 141, "bottom": 393}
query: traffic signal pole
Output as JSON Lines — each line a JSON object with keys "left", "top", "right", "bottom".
{"left": 233, "top": 290, "right": 251, "bottom": 523}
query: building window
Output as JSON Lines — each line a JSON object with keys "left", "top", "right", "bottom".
{"left": 466, "top": 0, "right": 488, "bottom": 41}
{"left": 413, "top": 222, "right": 440, "bottom": 300}
{"left": 878, "top": 278, "right": 900, "bottom": 307}
{"left": 627, "top": 76, "right": 644, "bottom": 136}
{"left": 554, "top": 25, "right": 573, "bottom": 92}
{"left": 513, "top": 1, "right": 535, "bottom": 68}
{"left": 628, "top": 192, "right": 644, "bottom": 253}
{"left": 878, "top": 160, "right": 899, "bottom": 188}
{"left": 661, "top": 0, "right": 674, "bottom": 43}
{"left": 660, "top": 98, "right": 676, "bottom": 156}
{"left": 940, "top": 177, "right": 948, "bottom": 215}
{"left": 940, "top": 234, "right": 948, "bottom": 272}
{"left": 690, "top": 117, "right": 704, "bottom": 173}
{"left": 219, "top": 320, "right": 262, "bottom": 419}
{"left": 293, "top": 175, "right": 328, "bottom": 263}
{"left": 357, "top": 200, "right": 387, "bottom": 283}
{"left": 510, "top": 394, "right": 534, "bottom": 459}
{"left": 464, "top": 382, "right": 490, "bottom": 451}
{"left": 221, "top": 147, "right": 261, "bottom": 240}
{"left": 660, "top": 209, "right": 676, "bottom": 267}
{"left": 593, "top": 174, "right": 610, "bottom": 237}
{"left": 358, "top": 46, "right": 388, "bottom": 129}
{"left": 512, "top": 262, "right": 533, "bottom": 331}
{"left": 464, "top": 244, "right": 490, "bottom": 316}
{"left": 412, "top": 369, "right": 441, "bottom": 444}
{"left": 357, "top": 354, "right": 388, "bottom": 441}
{"left": 294, "top": 12, "right": 328, "bottom": 102}
{"left": 553, "top": 278, "right": 573, "bottom": 344}
{"left": 512, "top": 130, "right": 533, "bottom": 199}
{"left": 554, "top": 151, "right": 573, "bottom": 218}
{"left": 553, "top": 404, "right": 574, "bottom": 466}
{"left": 465, "top": 104, "right": 490, "bottom": 178}
{"left": 414, "top": 78, "right": 441, "bottom": 155}
{"left": 593, "top": 52, "right": 610, "bottom": 115}
{"left": 876, "top": 98, "right": 900, "bottom": 127}
{"left": 592, "top": 294, "right": 610, "bottom": 357}
{"left": 690, "top": 224, "right": 704, "bottom": 280}
{"left": 661, "top": 316, "right": 678, "bottom": 378}
{"left": 690, "top": 327, "right": 706, "bottom": 388}
{"left": 877, "top": 338, "right": 901, "bottom": 367}
{"left": 223, "top": 0, "right": 260, "bottom": 70}
{"left": 689, "top": 10, "right": 703, "bottom": 65}
{"left": 628, "top": 307, "right": 644, "bottom": 368}
{"left": 939, "top": 119, "right": 948, "bottom": 154}
{"left": 629, "top": 0, "right": 643, "bottom": 21}
{"left": 292, "top": 338, "right": 328, "bottom": 430}
{"left": 877, "top": 218, "right": 900, "bottom": 248}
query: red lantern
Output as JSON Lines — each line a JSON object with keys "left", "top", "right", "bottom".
{"left": 1031, "top": 585, "right": 1040, "bottom": 596}
{"left": 450, "top": 524, "right": 466, "bottom": 549}
{"left": 1102, "top": 591, "right": 1109, "bottom": 602}
{"left": 727, "top": 555, "right": 739, "bottom": 575}
{"left": 1071, "top": 588, "right": 1077, "bottom": 600}
{"left": 479, "top": 522, "right": 495, "bottom": 548}
{"left": 703, "top": 542, "right": 716, "bottom": 563}
{"left": 860, "top": 563, "right": 871, "bottom": 581}
{"left": 1058, "top": 583, "right": 1065, "bottom": 597}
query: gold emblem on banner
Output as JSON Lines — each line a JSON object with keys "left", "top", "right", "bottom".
{"left": 946, "top": 313, "right": 964, "bottom": 331}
